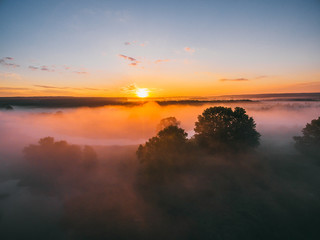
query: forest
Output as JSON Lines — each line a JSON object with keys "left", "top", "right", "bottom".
{"left": 1, "top": 106, "right": 318, "bottom": 240}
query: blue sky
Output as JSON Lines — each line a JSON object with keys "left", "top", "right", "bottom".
{"left": 0, "top": 0, "right": 319, "bottom": 96}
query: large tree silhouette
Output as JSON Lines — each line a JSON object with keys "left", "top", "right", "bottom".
{"left": 137, "top": 125, "right": 190, "bottom": 182}
{"left": 194, "top": 106, "right": 260, "bottom": 151}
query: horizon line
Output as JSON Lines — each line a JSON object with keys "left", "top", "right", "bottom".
{"left": 1, "top": 92, "right": 320, "bottom": 99}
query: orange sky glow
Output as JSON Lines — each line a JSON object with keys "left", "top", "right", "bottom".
{"left": 1, "top": 1, "right": 319, "bottom": 97}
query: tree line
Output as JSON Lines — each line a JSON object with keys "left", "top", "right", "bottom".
{"left": 137, "top": 106, "right": 319, "bottom": 176}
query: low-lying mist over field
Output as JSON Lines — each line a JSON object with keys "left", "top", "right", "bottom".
{"left": 1, "top": 101, "right": 319, "bottom": 146}
{"left": 0, "top": 100, "right": 319, "bottom": 240}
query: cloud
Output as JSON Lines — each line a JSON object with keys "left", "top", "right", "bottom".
{"left": 220, "top": 78, "right": 249, "bottom": 82}
{"left": 0, "top": 57, "right": 20, "bottom": 68}
{"left": 119, "top": 54, "right": 171, "bottom": 67}
{"left": 119, "top": 53, "right": 170, "bottom": 67}
{"left": 0, "top": 72, "right": 22, "bottom": 80}
{"left": 154, "top": 59, "right": 170, "bottom": 64}
{"left": 121, "top": 83, "right": 138, "bottom": 93}
{"left": 29, "top": 64, "right": 87, "bottom": 74}
{"left": 220, "top": 76, "right": 269, "bottom": 82}
{"left": 28, "top": 65, "right": 55, "bottom": 72}
{"left": 34, "top": 85, "right": 66, "bottom": 90}
{"left": 29, "top": 66, "right": 39, "bottom": 70}
{"left": 124, "top": 41, "right": 146, "bottom": 47}
{"left": 184, "top": 47, "right": 195, "bottom": 53}
{"left": 121, "top": 83, "right": 155, "bottom": 96}
{"left": 40, "top": 66, "right": 54, "bottom": 72}
{"left": 74, "top": 71, "right": 88, "bottom": 75}
{"left": 83, "top": 87, "right": 102, "bottom": 91}
{"left": 118, "top": 54, "right": 137, "bottom": 62}
{"left": 0, "top": 87, "right": 29, "bottom": 90}
{"left": 118, "top": 54, "right": 140, "bottom": 66}
{"left": 33, "top": 85, "right": 105, "bottom": 91}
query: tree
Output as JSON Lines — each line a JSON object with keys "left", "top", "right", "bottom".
{"left": 156, "top": 117, "right": 181, "bottom": 132}
{"left": 22, "top": 137, "right": 98, "bottom": 194}
{"left": 137, "top": 125, "right": 189, "bottom": 182}
{"left": 194, "top": 106, "right": 260, "bottom": 151}
{"left": 293, "top": 116, "right": 320, "bottom": 158}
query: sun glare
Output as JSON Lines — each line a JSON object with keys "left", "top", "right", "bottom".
{"left": 136, "top": 88, "right": 149, "bottom": 98}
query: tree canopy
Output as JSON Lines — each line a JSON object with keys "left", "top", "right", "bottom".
{"left": 137, "top": 125, "right": 189, "bottom": 182}
{"left": 22, "top": 137, "right": 98, "bottom": 194}
{"left": 137, "top": 125, "right": 188, "bottom": 163}
{"left": 194, "top": 106, "right": 260, "bottom": 151}
{"left": 293, "top": 116, "right": 320, "bottom": 158}
{"left": 156, "top": 116, "right": 181, "bottom": 132}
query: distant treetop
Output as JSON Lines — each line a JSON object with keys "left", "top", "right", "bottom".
{"left": 156, "top": 117, "right": 181, "bottom": 132}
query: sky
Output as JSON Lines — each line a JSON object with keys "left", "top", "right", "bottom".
{"left": 0, "top": 0, "right": 320, "bottom": 97}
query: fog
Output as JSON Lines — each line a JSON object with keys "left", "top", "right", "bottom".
{"left": 1, "top": 101, "right": 319, "bottom": 147}
{"left": 0, "top": 101, "right": 319, "bottom": 239}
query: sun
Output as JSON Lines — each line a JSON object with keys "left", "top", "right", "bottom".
{"left": 136, "top": 88, "right": 149, "bottom": 98}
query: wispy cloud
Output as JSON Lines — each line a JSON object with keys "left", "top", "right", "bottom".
{"left": 121, "top": 83, "right": 138, "bottom": 93}
{"left": 83, "top": 87, "right": 102, "bottom": 91}
{"left": 220, "top": 78, "right": 249, "bottom": 82}
{"left": 29, "top": 64, "right": 88, "bottom": 74}
{"left": 34, "top": 85, "right": 106, "bottom": 91}
{"left": 74, "top": 71, "right": 88, "bottom": 75}
{"left": 184, "top": 47, "right": 195, "bottom": 53}
{"left": 154, "top": 59, "right": 170, "bottom": 64}
{"left": 0, "top": 57, "right": 20, "bottom": 68}
{"left": 28, "top": 65, "right": 55, "bottom": 72}
{"left": 220, "top": 76, "right": 269, "bottom": 82}
{"left": 123, "top": 41, "right": 147, "bottom": 47}
{"left": 34, "top": 85, "right": 66, "bottom": 89}
{"left": 29, "top": 66, "right": 38, "bottom": 70}
{"left": 119, "top": 54, "right": 173, "bottom": 68}
{"left": 128, "top": 62, "right": 138, "bottom": 66}
{"left": 120, "top": 83, "right": 156, "bottom": 96}
{"left": 0, "top": 71, "right": 22, "bottom": 80}
{"left": 0, "top": 87, "right": 29, "bottom": 90}
{"left": 40, "top": 66, "right": 54, "bottom": 72}
{"left": 118, "top": 54, "right": 140, "bottom": 66}
{"left": 119, "top": 54, "right": 137, "bottom": 62}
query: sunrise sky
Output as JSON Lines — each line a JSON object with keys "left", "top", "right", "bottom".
{"left": 0, "top": 0, "right": 319, "bottom": 97}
